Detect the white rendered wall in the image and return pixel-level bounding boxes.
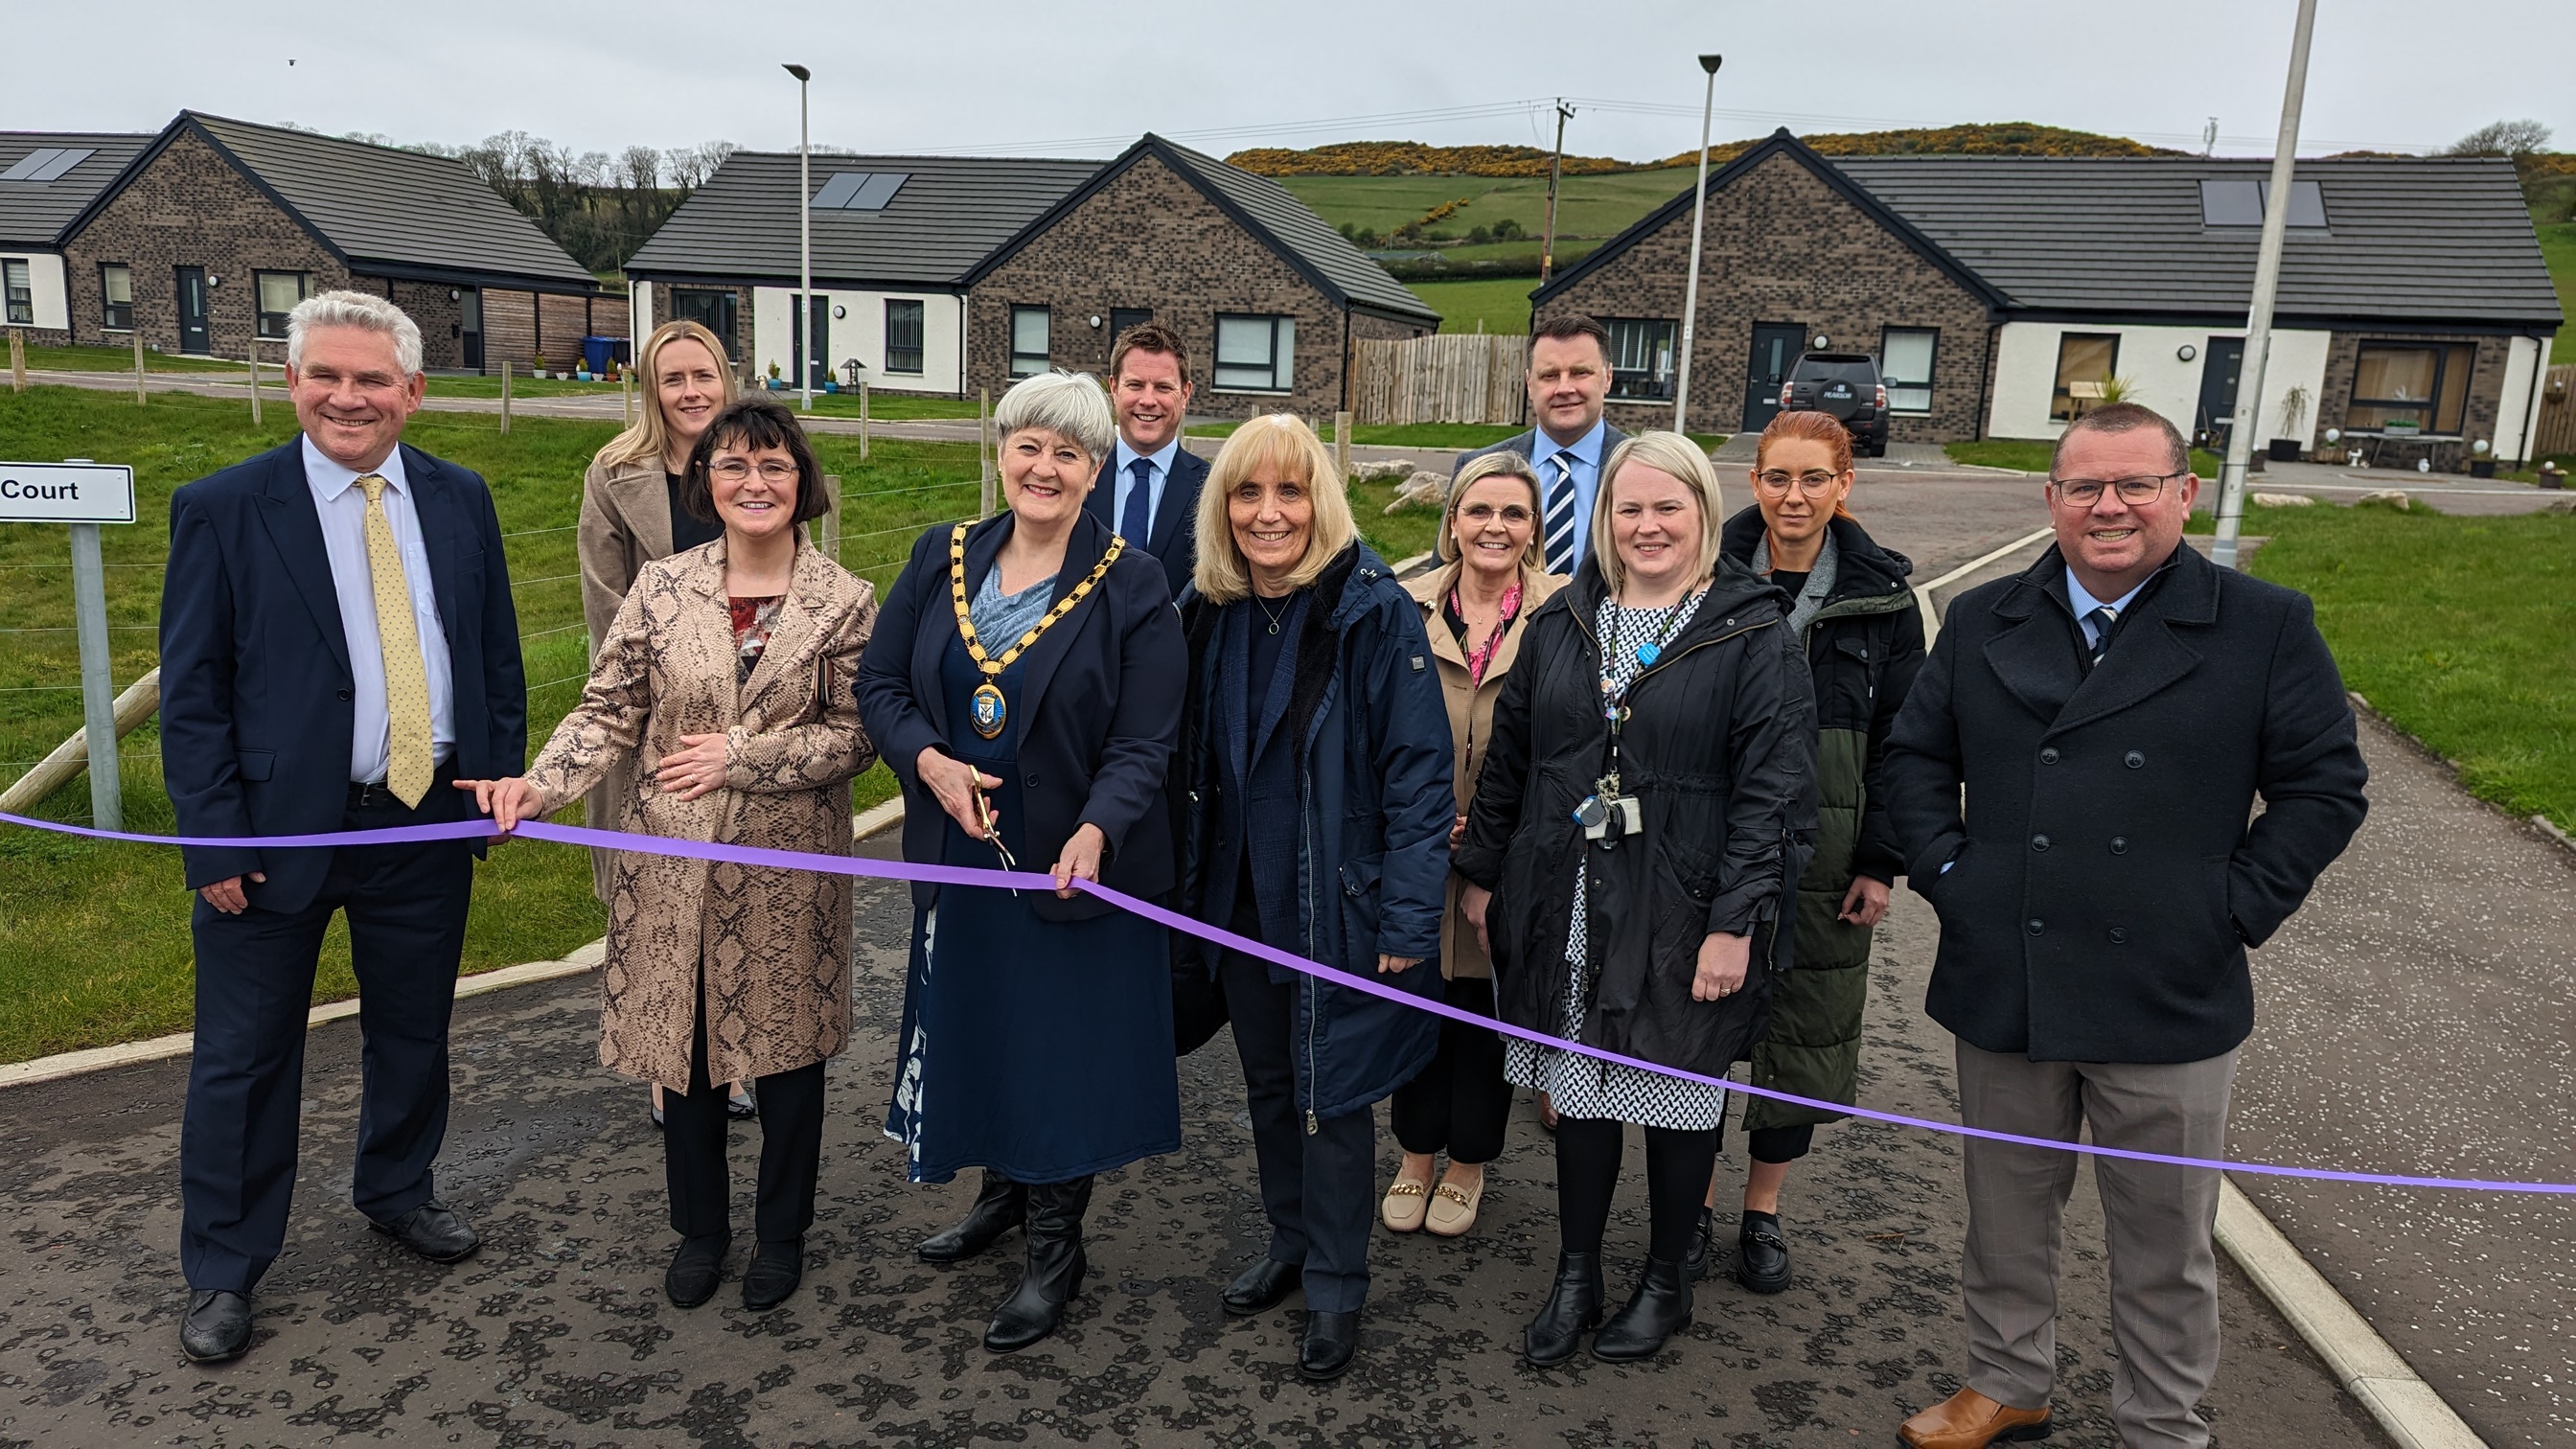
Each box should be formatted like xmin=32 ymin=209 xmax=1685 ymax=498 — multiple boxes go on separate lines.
xmin=751 ymin=286 xmax=961 ymax=393
xmin=2493 ymin=334 xmax=2541 ymax=464
xmin=0 ymin=252 xmax=70 ymax=332
xmin=1987 ymin=321 xmax=2333 ymax=448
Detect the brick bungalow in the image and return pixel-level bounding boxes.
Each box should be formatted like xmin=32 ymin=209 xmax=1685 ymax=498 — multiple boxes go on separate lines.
xmin=625 ymin=134 xmax=1438 ymax=417
xmin=55 ymin=112 xmax=620 ymax=373
xmin=1536 ymin=130 xmax=2564 ymax=465
xmin=0 ymin=131 xmax=154 ymax=347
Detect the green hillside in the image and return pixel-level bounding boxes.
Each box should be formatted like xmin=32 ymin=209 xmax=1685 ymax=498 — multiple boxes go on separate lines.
xmin=2542 ymin=221 xmax=2575 ymax=363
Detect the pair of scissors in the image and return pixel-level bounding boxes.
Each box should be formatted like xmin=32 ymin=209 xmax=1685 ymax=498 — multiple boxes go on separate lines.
xmin=974 ymin=790 xmax=1019 ymax=897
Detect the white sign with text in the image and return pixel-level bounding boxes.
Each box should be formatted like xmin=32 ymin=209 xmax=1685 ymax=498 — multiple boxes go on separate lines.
xmin=0 ymin=462 xmax=136 ymax=524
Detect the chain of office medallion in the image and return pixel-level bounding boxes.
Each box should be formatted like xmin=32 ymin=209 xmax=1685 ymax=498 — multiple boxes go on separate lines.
xmin=946 ymin=520 xmax=1125 ymax=676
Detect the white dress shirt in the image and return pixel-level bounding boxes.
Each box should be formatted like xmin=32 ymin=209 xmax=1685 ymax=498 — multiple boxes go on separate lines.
xmin=1111 ymin=434 xmax=1182 ymax=540
xmin=301 ymin=436 xmax=456 ymax=783
xmin=1529 ymin=417 xmax=1611 ymax=575
xmin=2065 ymin=566 xmax=2150 ymax=652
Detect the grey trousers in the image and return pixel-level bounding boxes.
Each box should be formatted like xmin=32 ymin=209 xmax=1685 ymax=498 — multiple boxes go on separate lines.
xmin=1954 ymin=1039 xmax=2239 ymax=1449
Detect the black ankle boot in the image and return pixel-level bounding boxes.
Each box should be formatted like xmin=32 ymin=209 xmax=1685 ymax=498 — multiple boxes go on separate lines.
xmin=1683 ymin=1205 xmax=1715 ymax=1281
xmin=1591 ymin=1256 xmax=1692 ymax=1361
xmin=918 ymin=1170 xmax=1025 ymax=1263
xmin=1523 ymin=1251 xmax=1603 ymax=1367
xmin=983 ymin=1176 xmax=1092 ymax=1352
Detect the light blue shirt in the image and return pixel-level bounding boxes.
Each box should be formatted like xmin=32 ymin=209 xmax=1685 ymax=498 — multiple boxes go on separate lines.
xmin=1111 ymin=434 xmax=1182 ymax=540
xmin=1528 ymin=417 xmax=1610 ymax=575
xmin=301 ymin=436 xmax=456 ymax=783
xmin=2065 ymin=567 xmax=2150 ymax=651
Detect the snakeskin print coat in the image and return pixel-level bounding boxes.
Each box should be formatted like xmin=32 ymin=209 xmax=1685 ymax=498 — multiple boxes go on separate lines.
xmin=524 ymin=534 xmax=879 ymax=1091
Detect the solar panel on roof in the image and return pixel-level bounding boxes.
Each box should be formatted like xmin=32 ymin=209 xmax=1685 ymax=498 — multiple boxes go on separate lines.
xmin=848 ymin=172 xmax=907 ymax=210
xmin=0 ymin=149 xmax=64 ymax=182
xmin=2200 ymin=177 xmax=2326 ymax=228
xmin=810 ymin=172 xmax=866 ymax=210
xmin=27 ymin=148 xmax=95 ymax=182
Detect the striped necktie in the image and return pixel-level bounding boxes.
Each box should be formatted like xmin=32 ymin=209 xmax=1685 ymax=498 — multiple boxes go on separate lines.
xmin=1541 ymin=452 xmax=1577 ymax=575
xmin=2083 ymin=606 xmax=2117 ymax=667
xmin=356 ymin=474 xmax=434 ymax=808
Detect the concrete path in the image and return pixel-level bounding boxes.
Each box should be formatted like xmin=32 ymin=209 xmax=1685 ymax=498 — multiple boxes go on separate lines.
xmin=0 ymin=874 xmax=2371 ymax=1446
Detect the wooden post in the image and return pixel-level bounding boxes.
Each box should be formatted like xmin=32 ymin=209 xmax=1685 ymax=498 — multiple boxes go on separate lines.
xmin=621 ymin=366 xmax=632 ymax=426
xmin=820 ymin=472 xmax=841 ymax=564
xmin=133 ymin=330 xmax=147 ymax=405
xmin=499 ymin=358 xmax=513 ymax=436
xmin=8 ymin=331 xmax=24 ymax=392
xmin=1333 ymin=410 xmax=1352 ymax=481
xmin=978 ymin=387 xmax=995 ymax=518
xmin=859 ymin=380 xmax=870 ymax=461
xmin=246 ymin=338 xmax=262 ymax=426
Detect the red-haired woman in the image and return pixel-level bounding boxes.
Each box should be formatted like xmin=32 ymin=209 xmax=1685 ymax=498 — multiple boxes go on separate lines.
xmin=1701 ymin=409 xmax=1924 ymax=1293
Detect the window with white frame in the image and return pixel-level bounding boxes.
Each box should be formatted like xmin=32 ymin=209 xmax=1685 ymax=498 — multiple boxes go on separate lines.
xmin=1601 ymin=317 xmax=1677 ymax=401
xmin=1010 ymin=305 xmax=1050 ymax=377
xmin=2 ymin=260 xmax=30 ymax=326
xmin=1213 ymin=314 xmax=1295 ymax=392
xmin=101 ymin=264 xmax=132 ymax=331
xmin=254 ymin=270 xmax=309 ymax=340
xmin=1880 ymin=327 xmax=1937 ymax=414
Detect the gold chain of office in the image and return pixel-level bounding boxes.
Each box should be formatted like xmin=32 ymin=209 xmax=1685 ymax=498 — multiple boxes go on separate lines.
xmin=947 ymin=520 xmax=1123 ymax=738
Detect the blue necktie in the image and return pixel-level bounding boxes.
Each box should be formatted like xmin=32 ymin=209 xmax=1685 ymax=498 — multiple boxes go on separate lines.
xmin=1121 ymin=457 xmax=1156 ymax=544
xmin=1541 ymin=452 xmax=1577 ymax=575
xmin=2084 ymin=606 xmax=2117 ymax=666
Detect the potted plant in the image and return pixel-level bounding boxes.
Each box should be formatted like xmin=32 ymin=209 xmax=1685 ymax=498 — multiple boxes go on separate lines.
xmin=2469 ymin=440 xmax=2496 ymax=479
xmin=533 ymin=354 xmax=549 ymax=380
xmin=2269 ymin=384 xmax=2309 ymax=462
xmin=766 ymin=359 xmax=783 ymax=390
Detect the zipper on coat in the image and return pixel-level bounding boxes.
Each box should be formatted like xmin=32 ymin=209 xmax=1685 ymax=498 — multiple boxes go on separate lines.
xmin=1302 ymin=757 xmax=1321 ymax=1136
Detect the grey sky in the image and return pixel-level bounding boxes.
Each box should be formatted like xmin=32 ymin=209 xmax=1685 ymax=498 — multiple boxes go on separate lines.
xmin=10 ymin=1 xmax=2571 ymax=167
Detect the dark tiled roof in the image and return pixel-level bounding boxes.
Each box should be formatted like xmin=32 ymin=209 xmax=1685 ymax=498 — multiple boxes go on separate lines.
xmin=1833 ymin=154 xmax=2563 ymax=327
xmin=1147 ymin=138 xmax=1438 ymax=323
xmin=0 ymin=131 xmax=153 ymax=246
xmin=186 ymin=113 xmax=597 ymax=289
xmin=626 ymin=151 xmax=1101 ymax=285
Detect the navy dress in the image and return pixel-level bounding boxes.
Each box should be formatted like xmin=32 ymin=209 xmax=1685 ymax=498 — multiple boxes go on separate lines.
xmin=884 ymin=624 xmax=1181 ymax=1185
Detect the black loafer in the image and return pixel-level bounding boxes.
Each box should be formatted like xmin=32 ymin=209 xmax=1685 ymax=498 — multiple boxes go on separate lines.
xmin=666 ymin=1234 xmax=729 ymax=1308
xmin=1684 ymin=1205 xmax=1715 ymax=1281
xmin=1221 ymin=1257 xmax=1301 ymax=1317
xmin=1735 ymin=1210 xmax=1791 ymax=1295
xmin=1299 ymin=1309 xmax=1360 ymax=1381
xmin=743 ymin=1239 xmax=802 ymax=1312
xmin=368 ymin=1199 xmax=480 ymax=1264
xmin=179 ymin=1289 xmax=252 ymax=1363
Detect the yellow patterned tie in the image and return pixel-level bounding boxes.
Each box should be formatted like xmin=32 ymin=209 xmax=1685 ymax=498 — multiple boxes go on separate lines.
xmin=356 ymin=474 xmax=434 ymax=808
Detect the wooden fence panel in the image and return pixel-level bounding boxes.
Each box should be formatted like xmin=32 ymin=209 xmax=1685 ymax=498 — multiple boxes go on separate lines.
xmin=1353 ymin=334 xmax=1530 ymax=426
xmin=2530 ymin=364 xmax=2576 ymax=460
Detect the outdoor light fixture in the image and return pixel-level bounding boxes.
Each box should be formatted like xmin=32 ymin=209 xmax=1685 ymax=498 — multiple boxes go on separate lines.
xmin=1811 ymin=334 xmax=1829 ymax=350
xmin=2473 ymin=438 xmax=2491 ymax=455
xmin=2323 ymin=428 xmax=2341 ymax=443
xmin=2177 ymin=343 xmax=2197 ymax=361
xmin=833 ymin=304 xmax=846 ymax=319
xmin=1089 ymin=314 xmax=1103 ymax=329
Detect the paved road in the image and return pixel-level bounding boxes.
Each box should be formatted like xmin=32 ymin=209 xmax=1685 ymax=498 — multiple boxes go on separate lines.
xmin=0 ymin=875 xmax=2370 ymax=1447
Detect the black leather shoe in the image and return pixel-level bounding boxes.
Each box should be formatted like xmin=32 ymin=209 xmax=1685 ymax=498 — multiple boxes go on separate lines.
xmin=1221 ymin=1257 xmax=1301 ymax=1317
xmin=665 ymin=1234 xmax=729 ymax=1308
xmin=1591 ymin=1256 xmax=1692 ymax=1361
xmin=1683 ymin=1206 xmax=1715 ymax=1281
xmin=1735 ymin=1210 xmax=1791 ymax=1295
xmin=985 ymin=1177 xmax=1092 ymax=1352
xmin=1299 ymin=1309 xmax=1360 ymax=1381
xmin=179 ymin=1289 xmax=252 ymax=1363
xmin=743 ymin=1239 xmax=803 ymax=1311
xmin=368 ymin=1199 xmax=480 ymax=1264
xmin=918 ymin=1170 xmax=1025 ymax=1263
xmin=1524 ymin=1251 xmax=1603 ymax=1367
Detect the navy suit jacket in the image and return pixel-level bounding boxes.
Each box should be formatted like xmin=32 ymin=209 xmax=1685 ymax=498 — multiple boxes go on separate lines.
xmin=1088 ymin=444 xmax=1207 ymax=600
xmin=854 ymin=509 xmax=1184 ymax=922
xmin=159 ymin=439 xmax=528 ymax=909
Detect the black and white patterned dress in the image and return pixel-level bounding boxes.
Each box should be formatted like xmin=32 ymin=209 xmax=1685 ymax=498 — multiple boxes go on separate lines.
xmin=1502 ymin=587 xmax=1731 ymax=1131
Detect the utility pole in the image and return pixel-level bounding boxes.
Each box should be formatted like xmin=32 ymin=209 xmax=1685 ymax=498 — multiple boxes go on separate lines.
xmin=784 ymin=62 xmax=813 ymax=414
xmin=1537 ymin=99 xmax=1576 ymax=292
xmin=1670 ymin=54 xmax=1722 ymax=436
xmin=2212 ymin=0 xmax=2317 ymax=570
xmin=2202 ymin=117 xmax=2220 ymax=158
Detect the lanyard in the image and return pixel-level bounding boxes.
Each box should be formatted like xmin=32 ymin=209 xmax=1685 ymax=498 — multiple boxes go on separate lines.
xmin=1596 ymin=589 xmax=1699 ymax=792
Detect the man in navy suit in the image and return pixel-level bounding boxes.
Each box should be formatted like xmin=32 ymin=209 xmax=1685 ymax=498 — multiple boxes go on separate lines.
xmin=157 ymin=291 xmax=526 ymax=1364
xmin=1454 ymin=312 xmax=1627 ymax=579
xmin=1088 ymin=321 xmax=1208 ymax=599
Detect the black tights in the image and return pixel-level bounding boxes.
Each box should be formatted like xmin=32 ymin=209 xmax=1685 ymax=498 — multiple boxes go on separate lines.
xmin=1554 ymin=1116 xmax=1722 ymax=1263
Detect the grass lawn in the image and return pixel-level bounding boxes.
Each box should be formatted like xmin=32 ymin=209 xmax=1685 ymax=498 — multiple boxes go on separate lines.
xmin=0 ymin=385 xmax=950 ymax=1064
xmin=19 ymin=343 xmax=248 ymax=374
xmin=1275 ymin=169 xmax=1694 ymax=246
xmin=1946 ymin=439 xmax=2226 ymax=476
xmin=2239 ymin=500 xmax=2576 ymax=832
xmin=2539 ymin=221 xmax=2575 ymax=365
xmin=1410 ymin=277 xmax=1538 ymax=335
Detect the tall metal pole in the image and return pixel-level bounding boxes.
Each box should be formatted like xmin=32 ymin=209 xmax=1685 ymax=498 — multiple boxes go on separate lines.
xmin=2211 ymin=0 xmax=2317 ymax=570
xmin=1537 ymin=100 xmax=1575 ymax=292
xmin=785 ymin=63 xmax=814 ymax=414
xmin=1670 ymin=54 xmax=1722 ymax=436
xmin=68 ymin=519 xmax=121 ymax=830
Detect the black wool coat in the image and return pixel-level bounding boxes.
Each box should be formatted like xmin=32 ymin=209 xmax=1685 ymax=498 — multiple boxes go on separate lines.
xmin=1455 ymin=556 xmax=1818 ymax=1082
xmin=1883 ymin=541 xmax=2369 ymax=1064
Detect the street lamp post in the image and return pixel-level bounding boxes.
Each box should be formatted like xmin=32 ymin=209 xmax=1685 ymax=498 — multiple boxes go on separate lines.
xmin=1670 ymin=53 xmax=1722 ymax=436
xmin=784 ymin=62 xmax=813 ymax=414
xmin=2211 ymin=0 xmax=2318 ymax=569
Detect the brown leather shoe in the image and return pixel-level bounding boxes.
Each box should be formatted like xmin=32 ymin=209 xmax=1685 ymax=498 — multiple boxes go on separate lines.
xmin=1898 ymin=1387 xmax=2052 ymax=1447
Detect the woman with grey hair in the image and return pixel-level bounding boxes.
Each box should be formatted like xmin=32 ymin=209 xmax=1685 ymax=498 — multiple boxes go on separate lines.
xmin=855 ymin=370 xmax=1188 ymax=1354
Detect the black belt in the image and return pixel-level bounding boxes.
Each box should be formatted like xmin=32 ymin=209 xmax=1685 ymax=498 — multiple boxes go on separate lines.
xmin=349 ymin=762 xmax=459 ymax=810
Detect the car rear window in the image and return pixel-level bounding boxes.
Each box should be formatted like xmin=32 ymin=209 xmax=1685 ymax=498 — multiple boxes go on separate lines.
xmin=1793 ymin=355 xmax=1877 ymax=385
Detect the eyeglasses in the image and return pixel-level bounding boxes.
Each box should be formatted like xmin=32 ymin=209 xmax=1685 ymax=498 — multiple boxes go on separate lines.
xmin=710 ymin=459 xmax=800 ymax=484
xmin=1457 ymin=502 xmax=1534 ymax=525
xmin=1753 ymin=470 xmax=1843 ymax=496
xmin=2050 ymin=472 xmax=2181 ymax=507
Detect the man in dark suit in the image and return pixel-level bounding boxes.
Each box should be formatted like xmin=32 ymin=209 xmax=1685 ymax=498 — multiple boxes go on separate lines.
xmin=158 ymin=290 xmax=527 ymax=1364
xmin=1088 ymin=321 xmax=1208 ymax=599
xmin=1454 ymin=312 xmax=1627 ymax=578
xmin=1882 ymin=402 xmax=2367 ymax=1449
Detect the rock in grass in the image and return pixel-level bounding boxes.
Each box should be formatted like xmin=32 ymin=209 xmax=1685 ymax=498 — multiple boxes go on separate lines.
xmin=2250 ymin=492 xmax=2316 ymax=508
xmin=2354 ymin=489 xmax=2412 ymax=511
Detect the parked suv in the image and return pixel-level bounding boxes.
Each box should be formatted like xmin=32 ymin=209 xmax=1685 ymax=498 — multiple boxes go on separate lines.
xmin=1779 ymin=352 xmax=1890 ymax=457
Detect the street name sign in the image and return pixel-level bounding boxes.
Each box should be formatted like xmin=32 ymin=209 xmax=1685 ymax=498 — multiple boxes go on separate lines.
xmin=0 ymin=461 xmax=137 ymax=524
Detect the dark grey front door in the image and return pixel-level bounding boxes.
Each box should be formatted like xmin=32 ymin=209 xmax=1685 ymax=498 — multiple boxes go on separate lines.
xmin=174 ymin=266 xmax=212 ymax=354
xmin=791 ymin=294 xmax=830 ymax=388
xmin=1108 ymin=307 xmax=1153 ymax=361
xmin=459 ymin=288 xmax=484 ymax=371
xmin=1742 ymin=322 xmax=1802 ymax=431
xmin=2195 ymin=336 xmax=2247 ymax=447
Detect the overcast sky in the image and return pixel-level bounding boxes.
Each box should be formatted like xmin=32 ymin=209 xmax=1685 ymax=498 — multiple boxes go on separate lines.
xmin=11 ymin=0 xmax=2572 ymax=167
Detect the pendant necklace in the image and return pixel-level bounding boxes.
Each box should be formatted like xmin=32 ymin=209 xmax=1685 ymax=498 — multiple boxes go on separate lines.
xmin=1254 ymin=591 xmax=1292 ymax=636
xmin=948 ymin=522 xmax=1124 ymax=739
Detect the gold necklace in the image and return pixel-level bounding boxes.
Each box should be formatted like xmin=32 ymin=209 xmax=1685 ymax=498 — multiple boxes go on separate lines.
xmin=948 ymin=522 xmax=1124 ymax=739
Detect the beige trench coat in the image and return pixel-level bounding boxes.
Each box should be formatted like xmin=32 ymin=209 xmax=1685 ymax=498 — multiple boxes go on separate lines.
xmin=525 ymin=534 xmax=879 ymax=1091
xmin=576 ymin=451 xmax=678 ymax=901
xmin=1403 ymin=562 xmax=1566 ymax=980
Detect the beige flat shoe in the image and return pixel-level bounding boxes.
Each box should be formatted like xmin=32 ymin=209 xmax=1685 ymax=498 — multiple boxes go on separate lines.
xmin=1424 ymin=1176 xmax=1484 ymax=1237
xmin=1381 ymin=1176 xmax=1431 ymax=1232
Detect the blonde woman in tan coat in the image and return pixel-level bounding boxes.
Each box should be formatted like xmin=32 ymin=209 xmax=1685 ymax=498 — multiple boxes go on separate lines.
xmin=1384 ymin=451 xmax=1566 ymax=1240
xmin=462 ymin=398 xmax=876 ymax=1316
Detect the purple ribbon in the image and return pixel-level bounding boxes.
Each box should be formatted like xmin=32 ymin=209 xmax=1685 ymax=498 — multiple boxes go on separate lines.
xmin=10 ymin=808 xmax=2571 ymax=1196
